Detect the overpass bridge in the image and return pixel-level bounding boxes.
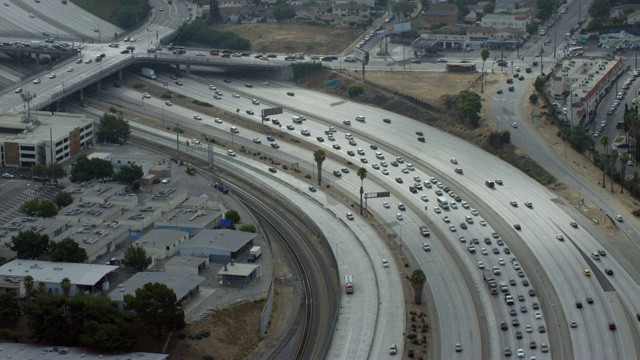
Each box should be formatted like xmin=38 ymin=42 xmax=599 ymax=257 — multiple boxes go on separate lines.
xmin=0 ymin=48 xmax=289 ymax=116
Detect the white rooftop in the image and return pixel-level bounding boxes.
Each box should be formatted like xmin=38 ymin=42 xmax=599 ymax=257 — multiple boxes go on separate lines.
xmin=0 ymin=260 xmax=118 ymax=286
xmin=108 ymin=271 xmax=205 ymax=303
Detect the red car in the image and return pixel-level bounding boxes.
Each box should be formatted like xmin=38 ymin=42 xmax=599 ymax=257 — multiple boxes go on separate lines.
xmin=209 ymin=50 xmax=219 ymax=56
xmin=609 ymin=322 xmax=617 ymax=330
xmin=529 ymin=341 xmax=537 ymax=349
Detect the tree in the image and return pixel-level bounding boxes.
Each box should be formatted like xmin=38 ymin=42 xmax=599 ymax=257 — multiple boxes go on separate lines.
xmin=357 ymin=167 xmax=368 ymax=215
xmin=409 ymin=269 xmax=426 ymax=305
xmin=124 ymin=282 xmax=186 ymax=336
xmin=113 ymin=164 xmax=143 ymax=186
xmin=224 ymin=209 xmax=241 ymax=224
xmin=392 ymin=0 xmax=417 ymax=18
xmin=611 ymin=149 xmax=618 ymax=192
xmin=70 ymin=154 xmax=114 ymax=182
xmin=621 ymin=152 xmax=629 ymax=193
xmin=121 ymin=244 xmax=152 ymax=271
xmin=49 ymin=238 xmax=88 ymax=263
xmin=272 ymin=4 xmax=296 ymax=21
xmin=54 ymin=191 xmax=73 ymax=209
xmin=60 ymin=278 xmax=72 ymax=297
xmin=458 ymin=90 xmax=482 ymax=127
xmin=483 ymin=3 xmax=495 ymax=14
xmin=238 ymin=224 xmax=257 ymax=233
xmin=480 ymin=49 xmax=490 ymax=93
xmin=529 ymin=93 xmax=539 ymax=104
xmin=534 ymin=76 xmax=545 ymax=92
xmin=600 ymin=136 xmax=610 ymax=188
xmin=589 ymin=0 xmax=612 ymax=19
xmin=38 ymin=200 xmax=58 ymax=218
xmin=347 ymin=83 xmax=364 ymax=97
xmin=95 ymin=112 xmax=131 ymax=144
xmin=20 ymin=198 xmax=41 ymax=217
xmin=314 ymin=149 xmax=326 ymax=186
xmin=10 ymin=231 xmax=50 ymax=259
xmin=0 ymin=291 xmax=20 ymax=323
xmin=48 ymin=163 xmax=67 ymax=182
xmin=536 ymin=0 xmax=555 ymax=20
xmin=23 ymin=275 xmax=34 ymax=298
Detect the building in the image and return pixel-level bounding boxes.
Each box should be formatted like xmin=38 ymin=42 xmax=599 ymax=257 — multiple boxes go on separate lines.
xmin=155 ymin=206 xmax=223 ymax=232
xmin=0 ymin=259 xmax=118 ymax=297
xmin=0 ymin=217 xmax=70 ymax=260
xmin=480 ymin=13 xmax=531 ymax=31
xmin=217 ymin=261 xmax=260 ymax=286
xmin=63 ymin=182 xmax=127 ymax=204
xmin=118 ymin=205 xmax=162 ymax=231
xmin=333 ymin=4 xmax=370 ymax=20
xmin=54 ymin=221 xmax=132 ymax=262
xmin=180 ymin=229 xmax=256 ymax=263
xmin=0 ymin=111 xmax=93 ymax=168
xmin=165 ymin=256 xmax=209 ymax=276
xmin=144 ymin=187 xmax=188 ymax=212
xmin=0 ymin=344 xmax=167 ymax=360
xmin=139 ymin=228 xmax=189 ymax=260
xmin=56 ymin=201 xmax=124 ymax=226
xmin=422 ymin=4 xmax=459 ymax=26
xmin=108 ymin=271 xmax=205 ymax=308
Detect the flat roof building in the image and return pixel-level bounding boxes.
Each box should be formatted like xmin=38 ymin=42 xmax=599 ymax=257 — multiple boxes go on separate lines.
xmin=154 ymin=206 xmax=223 ymax=232
xmin=144 ymin=187 xmax=188 ymax=212
xmin=139 ymin=228 xmax=189 ymax=260
xmin=108 ymin=271 xmax=205 ymax=307
xmin=165 ymin=255 xmax=209 ymax=276
xmin=117 ymin=205 xmax=162 ymax=231
xmin=180 ymin=229 xmax=256 ymax=263
xmin=0 ymin=259 xmax=118 ymax=297
xmin=0 ymin=111 xmax=93 ymax=168
xmin=217 ymin=261 xmax=260 ymax=286
xmin=56 ymin=201 xmax=124 ymax=226
xmin=63 ymin=182 xmax=127 ymax=204
xmin=0 ymin=217 xmax=70 ymax=260
xmin=54 ymin=221 xmax=132 ymax=262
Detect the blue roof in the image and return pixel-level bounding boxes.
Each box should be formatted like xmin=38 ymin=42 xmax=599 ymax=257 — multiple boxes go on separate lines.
xmin=219 ymin=218 xmax=233 ymax=228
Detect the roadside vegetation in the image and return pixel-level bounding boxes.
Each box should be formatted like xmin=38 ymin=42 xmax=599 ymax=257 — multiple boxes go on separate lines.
xmin=176 ymin=20 xmax=251 ymax=50
xmin=71 ymin=0 xmax=151 ymax=29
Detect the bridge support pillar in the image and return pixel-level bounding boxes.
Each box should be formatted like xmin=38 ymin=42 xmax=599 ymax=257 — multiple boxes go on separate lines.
xmin=118 ymin=69 xmax=123 ymax=80
xmin=176 ymin=64 xmax=180 ymax=71
xmin=56 ymin=100 xmax=60 ymax=113
xmin=35 ymin=53 xmax=40 ymax=65
xmin=97 ymin=79 xmax=101 ymax=93
xmin=79 ymin=88 xmax=84 ymax=103
xmin=186 ymin=64 xmax=190 ymax=75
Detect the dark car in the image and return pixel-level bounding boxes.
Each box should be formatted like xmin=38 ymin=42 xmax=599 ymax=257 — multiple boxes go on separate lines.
xmin=605 ymin=268 xmax=614 ymax=276
xmin=418 ymin=137 xmax=426 ymax=142
xmin=497 ymin=89 xmax=503 ymax=94
xmin=287 ymin=92 xmax=295 ymax=96
xmin=500 ymin=320 xmax=508 ymax=330
xmin=515 ymin=330 xmax=522 ymax=339
xmin=576 ymin=301 xmax=583 ymax=309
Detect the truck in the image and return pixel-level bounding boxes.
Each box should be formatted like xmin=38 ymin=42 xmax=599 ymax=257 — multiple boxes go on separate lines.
xmin=419 ymin=226 xmax=430 ymax=237
xmin=141 ymin=67 xmax=157 ymax=80
xmin=344 ymin=275 xmax=354 ymax=294
xmin=30 ymin=41 xmax=41 ymax=49
xmin=248 ymin=246 xmax=262 ymax=262
xmin=185 ymin=163 xmax=195 ymax=175
xmin=483 ymin=269 xmax=498 ymax=295
xmin=499 ymin=281 xmax=509 ymax=292
xmin=485 ymin=180 xmax=495 ymax=188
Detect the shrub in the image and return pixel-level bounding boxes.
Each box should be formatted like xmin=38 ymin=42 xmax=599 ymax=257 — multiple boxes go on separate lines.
xmin=347 ymin=83 xmax=364 ymax=97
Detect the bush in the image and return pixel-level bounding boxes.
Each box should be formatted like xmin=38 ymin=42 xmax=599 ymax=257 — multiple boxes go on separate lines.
xmin=529 ymin=93 xmax=539 ymax=104
xmin=347 ymin=83 xmax=364 ymax=97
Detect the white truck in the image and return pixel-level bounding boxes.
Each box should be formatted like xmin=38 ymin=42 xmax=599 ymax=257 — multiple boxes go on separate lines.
xmin=141 ymin=67 xmax=157 ymax=80
xmin=419 ymin=225 xmax=430 ymax=237
xmin=30 ymin=41 xmax=41 ymax=49
xmin=248 ymin=246 xmax=262 ymax=262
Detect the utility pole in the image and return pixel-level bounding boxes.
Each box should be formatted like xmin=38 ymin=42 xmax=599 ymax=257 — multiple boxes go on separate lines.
xmin=176 ymin=122 xmax=180 ymax=164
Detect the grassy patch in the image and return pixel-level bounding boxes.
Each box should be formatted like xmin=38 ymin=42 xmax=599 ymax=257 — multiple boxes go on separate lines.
xmin=192 ymin=100 xmax=214 ymax=108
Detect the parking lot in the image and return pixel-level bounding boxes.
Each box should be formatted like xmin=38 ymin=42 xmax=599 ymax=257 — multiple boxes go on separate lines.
xmin=0 ymin=174 xmax=59 ymax=224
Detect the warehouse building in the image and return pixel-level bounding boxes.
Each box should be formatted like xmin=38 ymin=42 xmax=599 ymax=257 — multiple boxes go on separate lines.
xmin=180 ymin=229 xmax=256 ymax=263
xmin=108 ymin=271 xmax=205 ymax=308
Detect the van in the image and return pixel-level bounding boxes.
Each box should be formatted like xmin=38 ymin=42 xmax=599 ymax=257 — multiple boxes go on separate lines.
xmin=292 ymin=116 xmax=303 ymax=124
xmin=591 ymin=252 xmax=601 ymax=260
xmin=375 ymin=151 xmax=384 ymax=160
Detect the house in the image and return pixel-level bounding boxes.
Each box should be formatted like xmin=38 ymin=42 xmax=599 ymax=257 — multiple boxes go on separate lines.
xmin=628 ymin=10 xmax=640 ymax=24
xmin=333 ymin=3 xmax=370 ymax=19
xmin=423 ymin=4 xmax=459 ymax=26
xmin=481 ymin=13 xmax=531 ymax=31
xmin=611 ymin=4 xmax=640 ymax=19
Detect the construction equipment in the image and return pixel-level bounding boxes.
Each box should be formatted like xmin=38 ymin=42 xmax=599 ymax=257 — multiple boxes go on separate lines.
xmin=185 ymin=163 xmax=195 ymax=175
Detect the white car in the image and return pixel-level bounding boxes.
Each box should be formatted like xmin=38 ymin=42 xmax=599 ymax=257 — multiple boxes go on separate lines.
xmin=535 ymin=311 xmax=542 ymax=319
xmin=478 ymin=261 xmax=485 ymax=269
xmin=398 ymin=203 xmax=406 ymax=211
xmin=479 ymin=220 xmax=487 ymax=226
xmin=382 ymin=259 xmax=389 ymax=268
xmin=33 ymin=78 xmax=41 ymax=84
xmin=165 ymin=101 xmax=173 ymax=106
xmin=191 ymin=138 xmax=200 ymax=144
xmin=161 ymin=178 xmax=170 ymax=184
xmin=442 ymin=216 xmax=451 ymax=223
xmin=232 ymin=93 xmax=240 ymax=98
xmin=2 ymin=173 xmax=14 ymax=179
xmin=49 ymin=73 xmax=56 ymax=79
xmin=396 ymin=213 xmax=404 ymax=221
xmin=252 ymin=99 xmax=260 ymax=105
xmin=517 ymin=349 xmax=524 ymax=358
xmin=346 ymin=212 xmax=354 ymax=220
xmin=421 ymin=195 xmax=429 ymax=202
xmin=143 ymin=92 xmax=151 ymax=98
xmin=450 ymin=158 xmax=458 ymax=164
xmin=512 ymin=122 xmax=518 ymax=128
xmin=196 ymin=52 xmax=205 ymax=56
xmin=434 ymin=207 xmax=442 ymax=214
xmin=382 ymin=201 xmax=390 ymax=208
xmin=214 ymin=118 xmax=223 ymax=124
xmin=252 ymin=137 xmax=261 ymax=144
xmin=471 ymin=209 xmax=479 ymax=216
xmin=615 ymin=214 xmax=623 ymax=222
xmin=226 ymin=149 xmax=236 ymax=156
xmin=498 ymin=258 xmax=505 ymax=266
xmin=67 ymin=67 xmax=74 ymax=72
xmin=193 ymin=115 xmax=202 ymax=120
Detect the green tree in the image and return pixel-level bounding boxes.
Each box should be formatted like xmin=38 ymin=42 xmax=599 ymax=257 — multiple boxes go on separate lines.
xmin=357 ymin=167 xmax=368 ymax=215
xmin=314 ymin=149 xmax=326 ymax=186
xmin=122 ymin=244 xmax=152 ymax=271
xmin=458 ymin=90 xmax=482 ymax=127
xmin=54 ymin=191 xmax=74 ymax=209
xmin=0 ymin=291 xmax=21 ymax=323
xmin=600 ymin=135 xmax=610 ymax=188
xmin=38 ymin=200 xmax=58 ymax=218
xmin=452 ymin=0 xmax=469 ymax=19
xmin=410 ymin=269 xmax=426 ymax=305
xmin=347 ymin=83 xmax=364 ymax=97
xmin=124 ymin=282 xmax=186 ymax=336
xmin=589 ymin=0 xmax=612 ymax=19
xmin=113 ymin=164 xmax=143 ymax=187
xmin=23 ymin=275 xmax=34 ymax=298
xmin=96 ymin=112 xmax=131 ymax=144
xmin=272 ymin=4 xmax=296 ymax=21
xmin=483 ymin=3 xmax=495 ymax=14
xmin=10 ymin=231 xmax=50 ymax=259
xmin=20 ymin=198 xmax=41 ymax=217
xmin=536 ymin=0 xmax=555 ymax=20
xmin=480 ymin=49 xmax=490 ymax=93
xmin=611 ymin=149 xmax=618 ymax=192
xmin=48 ymin=163 xmax=67 ymax=182
xmin=70 ymin=154 xmax=114 ymax=182
xmin=621 ymin=152 xmax=629 ymax=193
xmin=529 ymin=93 xmax=539 ymax=104
xmin=392 ymin=0 xmax=418 ymax=18
xmin=32 ymin=163 xmax=47 ymax=180
xmin=534 ymin=76 xmax=546 ymax=92
xmin=60 ymin=277 xmax=72 ymax=297
xmin=224 ymin=210 xmax=241 ymax=224
xmin=49 ymin=238 xmax=88 ymax=263
xmin=238 ymin=224 xmax=257 ymax=233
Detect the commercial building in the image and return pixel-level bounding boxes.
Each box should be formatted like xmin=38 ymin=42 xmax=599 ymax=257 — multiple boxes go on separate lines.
xmin=0 ymin=111 xmax=93 ymax=168
xmin=165 ymin=255 xmax=209 ymax=276
xmin=217 ymin=261 xmax=260 ymax=286
xmin=0 ymin=217 xmax=70 ymax=260
xmin=139 ymin=228 xmax=189 ymax=260
xmin=108 ymin=271 xmax=205 ymax=307
xmin=54 ymin=221 xmax=132 ymax=262
xmin=0 ymin=259 xmax=118 ymax=297
xmin=56 ymin=201 xmax=125 ymax=225
xmin=118 ymin=205 xmax=162 ymax=231
xmin=180 ymin=229 xmax=256 ymax=263
xmin=63 ymin=182 xmax=127 ymax=204
xmin=480 ymin=13 xmax=531 ymax=32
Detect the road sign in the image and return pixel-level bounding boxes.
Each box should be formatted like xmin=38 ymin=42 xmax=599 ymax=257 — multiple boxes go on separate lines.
xmin=262 ymin=107 xmax=283 ymax=117
xmin=365 ymin=191 xmax=390 ymax=199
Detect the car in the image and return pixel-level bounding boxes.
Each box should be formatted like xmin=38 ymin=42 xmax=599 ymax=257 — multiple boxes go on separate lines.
xmin=244 ymin=83 xmax=253 ymax=88
xmin=396 ymin=213 xmax=404 ymax=221
xmin=529 ymin=340 xmax=537 ymax=349
xmin=570 ymin=320 xmax=578 ymax=328
xmin=67 ymin=67 xmax=74 ymax=72
xmin=510 ymin=201 xmax=518 ymax=207
xmin=300 ymin=129 xmax=310 ymax=136
xmin=493 ymin=266 xmax=501 ymax=275
xmin=498 ymin=258 xmax=505 ymax=266
xmin=514 ymin=224 xmax=521 ymax=230
xmin=519 ymin=305 xmax=528 ymax=313
xmin=512 ymin=318 xmax=520 ymax=327
xmin=246 ymin=110 xmax=254 ymax=115
xmin=317 ymin=136 xmax=324 ymax=142
xmin=33 ymin=78 xmax=41 ymax=84
xmin=586 ymin=296 xmax=593 ymax=304
xmin=411 ymin=58 xmax=421 ymax=64
xmin=517 ymin=294 xmax=525 ymax=302
xmin=398 ymin=203 xmax=406 ymax=211
xmin=442 ymin=216 xmax=451 ymax=223
xmin=252 ymin=137 xmax=261 ymax=144
xmin=524 ymin=201 xmax=532 ymax=208
xmin=346 ymin=212 xmax=354 ymax=220
xmin=570 ymin=221 xmax=578 ymax=228
xmin=522 ymin=279 xmax=529 ymax=287
xmin=355 ymin=115 xmax=365 ymax=122
xmin=434 ymin=207 xmax=441 ymax=214
xmin=450 ymin=158 xmax=458 ymax=164
xmin=251 ymin=99 xmax=260 ymax=105
xmin=583 ymin=269 xmax=591 ymax=276
xmin=497 ymin=89 xmax=503 ymax=94
xmin=193 ymin=115 xmax=202 ymax=120
xmin=341 ymin=167 xmax=349 ymax=174
xmin=605 ymin=268 xmax=614 ymax=276
xmin=525 ymin=325 xmax=532 ymax=333
xmin=449 ymin=225 xmax=456 ymax=232
xmin=347 ymin=150 xmax=355 ymax=156
xmin=382 ymin=259 xmax=389 ymax=268
xmin=226 ymin=150 xmax=236 ymax=156
xmin=268 ymin=167 xmax=277 ymax=173
xmin=598 ymin=249 xmax=606 ymax=257
xmin=308 ymin=186 xmax=317 ymax=192
xmin=510 ymin=308 xmax=517 ymax=316
xmin=609 ymin=322 xmax=617 ymax=330
xmin=517 ymin=349 xmax=525 ymax=358
xmin=333 ymin=170 xmax=342 ymax=177
xmin=382 ymin=201 xmax=390 ymax=208
xmin=332 ymin=144 xmax=341 ymax=150
xmin=232 ymin=93 xmax=240 ymax=98
xmin=436 ymin=58 xmax=448 ymax=62
xmin=383 ymin=118 xmax=392 ymax=123
xmin=85 ymin=58 xmax=93 ymax=64
xmin=471 ymin=209 xmax=478 ymax=216
xmin=465 ymin=216 xmax=473 ymax=224
xmin=349 ymin=140 xmax=357 ymax=146
xmin=459 ymin=222 xmax=467 ymax=229
xmin=458 ymin=236 xmax=466 ymax=243
xmin=286 ymin=125 xmax=295 ymax=131
xmin=481 ymin=248 xmax=488 ymax=255
xmin=395 ymin=177 xmax=403 ymax=183
xmin=515 ymin=331 xmax=522 ymax=339
xmin=493 ymin=248 xmax=500 ymax=254
xmin=478 ymin=261 xmax=485 ymax=269
xmin=500 ymin=320 xmax=508 ymax=330
xmin=534 ymin=310 xmax=541 ymax=319
xmin=143 ymin=92 xmax=151 ymax=99
xmin=390 ymin=344 xmax=397 ymax=355
xmin=455 ymin=343 xmax=462 ymax=352
xmin=271 ymin=143 xmax=280 ymax=149
xmin=2 ymin=173 xmax=14 ymax=179
xmin=343 ymin=120 xmax=351 ymax=125
xmin=576 ymin=301 xmax=583 ymax=309
xmin=454 ymin=168 xmax=463 ymax=174
xmin=511 ymin=122 xmax=518 ymax=128
xmin=615 ymin=214 xmax=623 ymax=222
xmin=287 ymin=91 xmax=295 ymax=96
xmin=381 ymin=169 xmax=389 ymax=175
xmin=504 ymin=248 xmax=511 ymax=254
xmin=421 ymin=195 xmax=429 ymax=202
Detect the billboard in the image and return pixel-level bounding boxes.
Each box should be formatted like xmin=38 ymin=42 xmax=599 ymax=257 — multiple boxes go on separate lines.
xmin=386 ymin=22 xmax=411 ymax=35
xmin=353 ymin=47 xmax=370 ymax=64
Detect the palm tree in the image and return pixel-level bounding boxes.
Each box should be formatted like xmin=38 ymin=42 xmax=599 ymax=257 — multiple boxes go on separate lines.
xmin=480 ymin=49 xmax=490 ymax=93
xmin=61 ymin=277 xmax=71 ymax=297
xmin=357 ymin=167 xmax=368 ymax=215
xmin=610 ymin=149 xmax=618 ymax=193
xmin=410 ymin=269 xmax=426 ymax=305
xmin=600 ymin=136 xmax=609 ymax=188
xmin=621 ymin=152 xmax=629 ymax=193
xmin=38 ymin=281 xmax=46 ymax=294
xmin=313 ymin=149 xmax=326 ymax=186
xmin=23 ymin=275 xmax=34 ymax=298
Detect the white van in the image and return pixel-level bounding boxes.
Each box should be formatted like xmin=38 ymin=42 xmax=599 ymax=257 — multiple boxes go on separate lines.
xmin=292 ymin=116 xmax=303 ymax=124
